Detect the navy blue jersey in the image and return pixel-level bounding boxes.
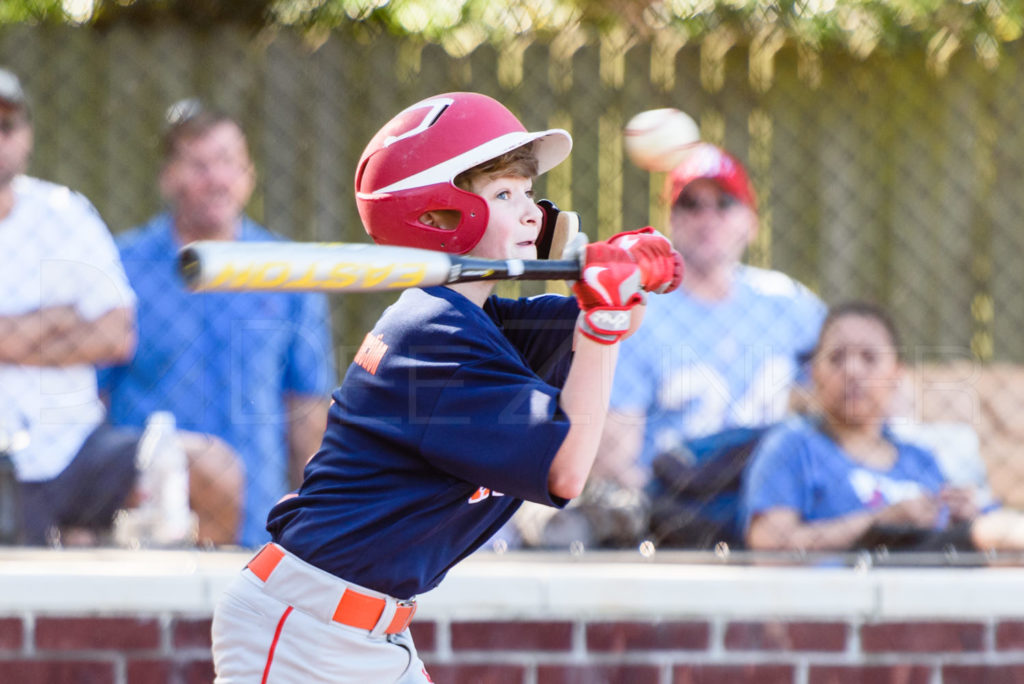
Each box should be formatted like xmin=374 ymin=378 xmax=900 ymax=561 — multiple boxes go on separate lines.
xmin=268 ymin=286 xmax=578 ymax=599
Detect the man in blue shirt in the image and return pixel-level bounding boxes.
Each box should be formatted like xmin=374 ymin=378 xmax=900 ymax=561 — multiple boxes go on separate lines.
xmin=99 ymin=102 xmax=336 ymax=547
xmin=602 ymin=143 xmax=825 ymax=488
xmin=514 ymin=143 xmax=825 ymax=550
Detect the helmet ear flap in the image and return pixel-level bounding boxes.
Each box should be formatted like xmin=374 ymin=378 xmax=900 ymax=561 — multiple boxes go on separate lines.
xmin=359 ymin=184 xmax=490 ymax=253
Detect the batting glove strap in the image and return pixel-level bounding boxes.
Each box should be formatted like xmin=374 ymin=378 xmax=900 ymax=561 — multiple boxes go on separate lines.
xmin=608 ymin=227 xmax=684 ymax=294
xmin=576 ymin=309 xmax=631 ymax=345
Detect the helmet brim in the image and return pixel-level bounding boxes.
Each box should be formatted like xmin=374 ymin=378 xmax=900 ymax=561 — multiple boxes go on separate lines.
xmin=530 ymin=128 xmax=573 ymax=175
xmin=375 ymin=128 xmax=572 ymax=194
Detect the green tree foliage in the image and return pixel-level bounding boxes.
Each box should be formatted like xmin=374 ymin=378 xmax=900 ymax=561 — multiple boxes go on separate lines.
xmin=6 ymin=0 xmax=1024 ymax=65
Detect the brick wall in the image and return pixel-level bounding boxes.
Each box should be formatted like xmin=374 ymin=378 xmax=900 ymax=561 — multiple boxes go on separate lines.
xmin=0 ymin=615 xmax=213 ymax=683
xmin=4 ymin=550 xmax=1024 ymax=684
xmin=5 ymin=614 xmax=1024 ymax=683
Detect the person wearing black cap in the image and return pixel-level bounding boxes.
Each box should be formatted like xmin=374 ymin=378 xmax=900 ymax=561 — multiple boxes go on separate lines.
xmin=0 ymin=67 xmax=142 ymax=545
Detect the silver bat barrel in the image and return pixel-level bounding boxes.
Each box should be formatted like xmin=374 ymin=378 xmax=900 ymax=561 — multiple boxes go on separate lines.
xmin=178 ymin=241 xmax=455 ymax=293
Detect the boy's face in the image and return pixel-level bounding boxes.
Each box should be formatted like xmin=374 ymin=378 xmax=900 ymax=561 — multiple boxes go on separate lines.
xmin=466 ymin=174 xmax=543 ymax=261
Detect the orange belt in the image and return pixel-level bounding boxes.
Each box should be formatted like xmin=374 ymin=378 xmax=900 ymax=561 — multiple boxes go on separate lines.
xmin=246 ymin=544 xmax=417 ymax=635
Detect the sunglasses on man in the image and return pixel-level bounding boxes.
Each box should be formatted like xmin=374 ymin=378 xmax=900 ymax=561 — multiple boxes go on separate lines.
xmin=0 ymin=113 xmax=27 ymax=136
xmin=675 ymin=193 xmax=741 ymax=213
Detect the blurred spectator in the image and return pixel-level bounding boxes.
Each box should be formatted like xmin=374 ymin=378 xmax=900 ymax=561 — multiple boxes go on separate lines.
xmin=512 ymin=144 xmax=825 ymax=549
xmin=742 ymin=300 xmax=1024 ymax=553
xmin=99 ymin=101 xmax=336 ymax=548
xmin=0 ymin=67 xmax=139 ymax=545
xmin=603 ymin=143 xmax=825 ymax=490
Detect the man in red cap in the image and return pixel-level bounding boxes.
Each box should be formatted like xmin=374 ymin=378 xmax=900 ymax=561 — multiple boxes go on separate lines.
xmin=660 ymin=143 xmax=759 ymax=301
xmin=516 ymin=143 xmax=826 ymax=550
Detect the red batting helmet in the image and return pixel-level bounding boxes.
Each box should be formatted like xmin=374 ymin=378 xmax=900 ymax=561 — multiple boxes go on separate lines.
xmin=355 ymin=92 xmax=572 ymax=254
xmin=665 ymin=143 xmax=757 ymax=211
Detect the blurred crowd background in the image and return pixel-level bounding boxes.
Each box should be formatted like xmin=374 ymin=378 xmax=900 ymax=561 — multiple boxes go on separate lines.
xmin=5 ymin=0 xmax=1024 ymax=556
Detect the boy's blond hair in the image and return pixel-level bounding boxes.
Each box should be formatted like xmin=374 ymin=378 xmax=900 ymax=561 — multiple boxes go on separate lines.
xmin=454 ymin=142 xmax=538 ymax=192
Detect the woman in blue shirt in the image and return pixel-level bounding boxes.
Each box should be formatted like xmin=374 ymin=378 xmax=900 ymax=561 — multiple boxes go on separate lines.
xmin=743 ymin=300 xmax=1024 ymax=553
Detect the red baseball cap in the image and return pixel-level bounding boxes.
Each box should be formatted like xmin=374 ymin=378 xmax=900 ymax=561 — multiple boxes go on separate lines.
xmin=664 ymin=143 xmax=757 ymax=211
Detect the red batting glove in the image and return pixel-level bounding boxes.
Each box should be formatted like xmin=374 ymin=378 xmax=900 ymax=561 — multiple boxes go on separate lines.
xmin=571 ymin=243 xmax=645 ymax=345
xmin=608 ymin=227 xmax=684 ymax=294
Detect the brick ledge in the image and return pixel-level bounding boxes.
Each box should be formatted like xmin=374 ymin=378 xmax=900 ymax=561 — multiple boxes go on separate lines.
xmin=1 ymin=549 xmax=1023 ymax=620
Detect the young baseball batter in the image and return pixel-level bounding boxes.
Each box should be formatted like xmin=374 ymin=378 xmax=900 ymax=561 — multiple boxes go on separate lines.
xmin=211 ymin=91 xmax=682 ymax=684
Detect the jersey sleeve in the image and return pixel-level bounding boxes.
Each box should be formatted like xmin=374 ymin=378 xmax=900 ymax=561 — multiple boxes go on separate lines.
xmin=740 ymin=422 xmax=811 ymax=531
xmin=418 ymin=358 xmax=571 ymax=507
xmin=95 ymin=228 xmax=150 ymax=392
xmin=282 ymin=292 xmax=337 ymax=397
xmin=485 ymin=294 xmax=577 ymax=388
xmin=95 ymin=363 xmax=118 ymax=394
xmin=60 ymin=194 xmax=136 ymax=321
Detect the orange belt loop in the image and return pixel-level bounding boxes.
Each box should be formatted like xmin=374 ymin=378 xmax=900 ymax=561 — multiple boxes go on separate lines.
xmin=386 ymin=603 xmax=417 ymax=634
xmin=247 ymin=543 xmax=285 ymax=582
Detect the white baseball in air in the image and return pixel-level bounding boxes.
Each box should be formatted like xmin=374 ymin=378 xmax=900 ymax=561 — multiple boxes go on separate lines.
xmin=623 ymin=108 xmax=700 ymax=172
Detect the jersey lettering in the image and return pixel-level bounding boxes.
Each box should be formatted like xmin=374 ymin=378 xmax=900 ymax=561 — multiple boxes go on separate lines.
xmin=467 ymin=486 xmax=505 ymax=504
xmin=657 ymin=354 xmax=796 ymax=438
xmin=354 ymin=333 xmax=388 ymax=375
xmin=849 ymin=468 xmax=927 ymax=507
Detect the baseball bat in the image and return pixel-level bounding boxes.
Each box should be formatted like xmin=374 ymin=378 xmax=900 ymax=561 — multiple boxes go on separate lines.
xmin=178 ymin=241 xmax=583 ymax=293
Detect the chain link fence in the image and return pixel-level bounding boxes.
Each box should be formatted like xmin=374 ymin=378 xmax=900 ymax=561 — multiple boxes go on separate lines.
xmin=4 ymin=21 xmax=1024 ymax=559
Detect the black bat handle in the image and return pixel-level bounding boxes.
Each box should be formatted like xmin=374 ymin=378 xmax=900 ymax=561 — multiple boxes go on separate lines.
xmin=178 ymin=245 xmax=202 ymax=289
xmin=448 ymin=257 xmax=582 ymax=283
